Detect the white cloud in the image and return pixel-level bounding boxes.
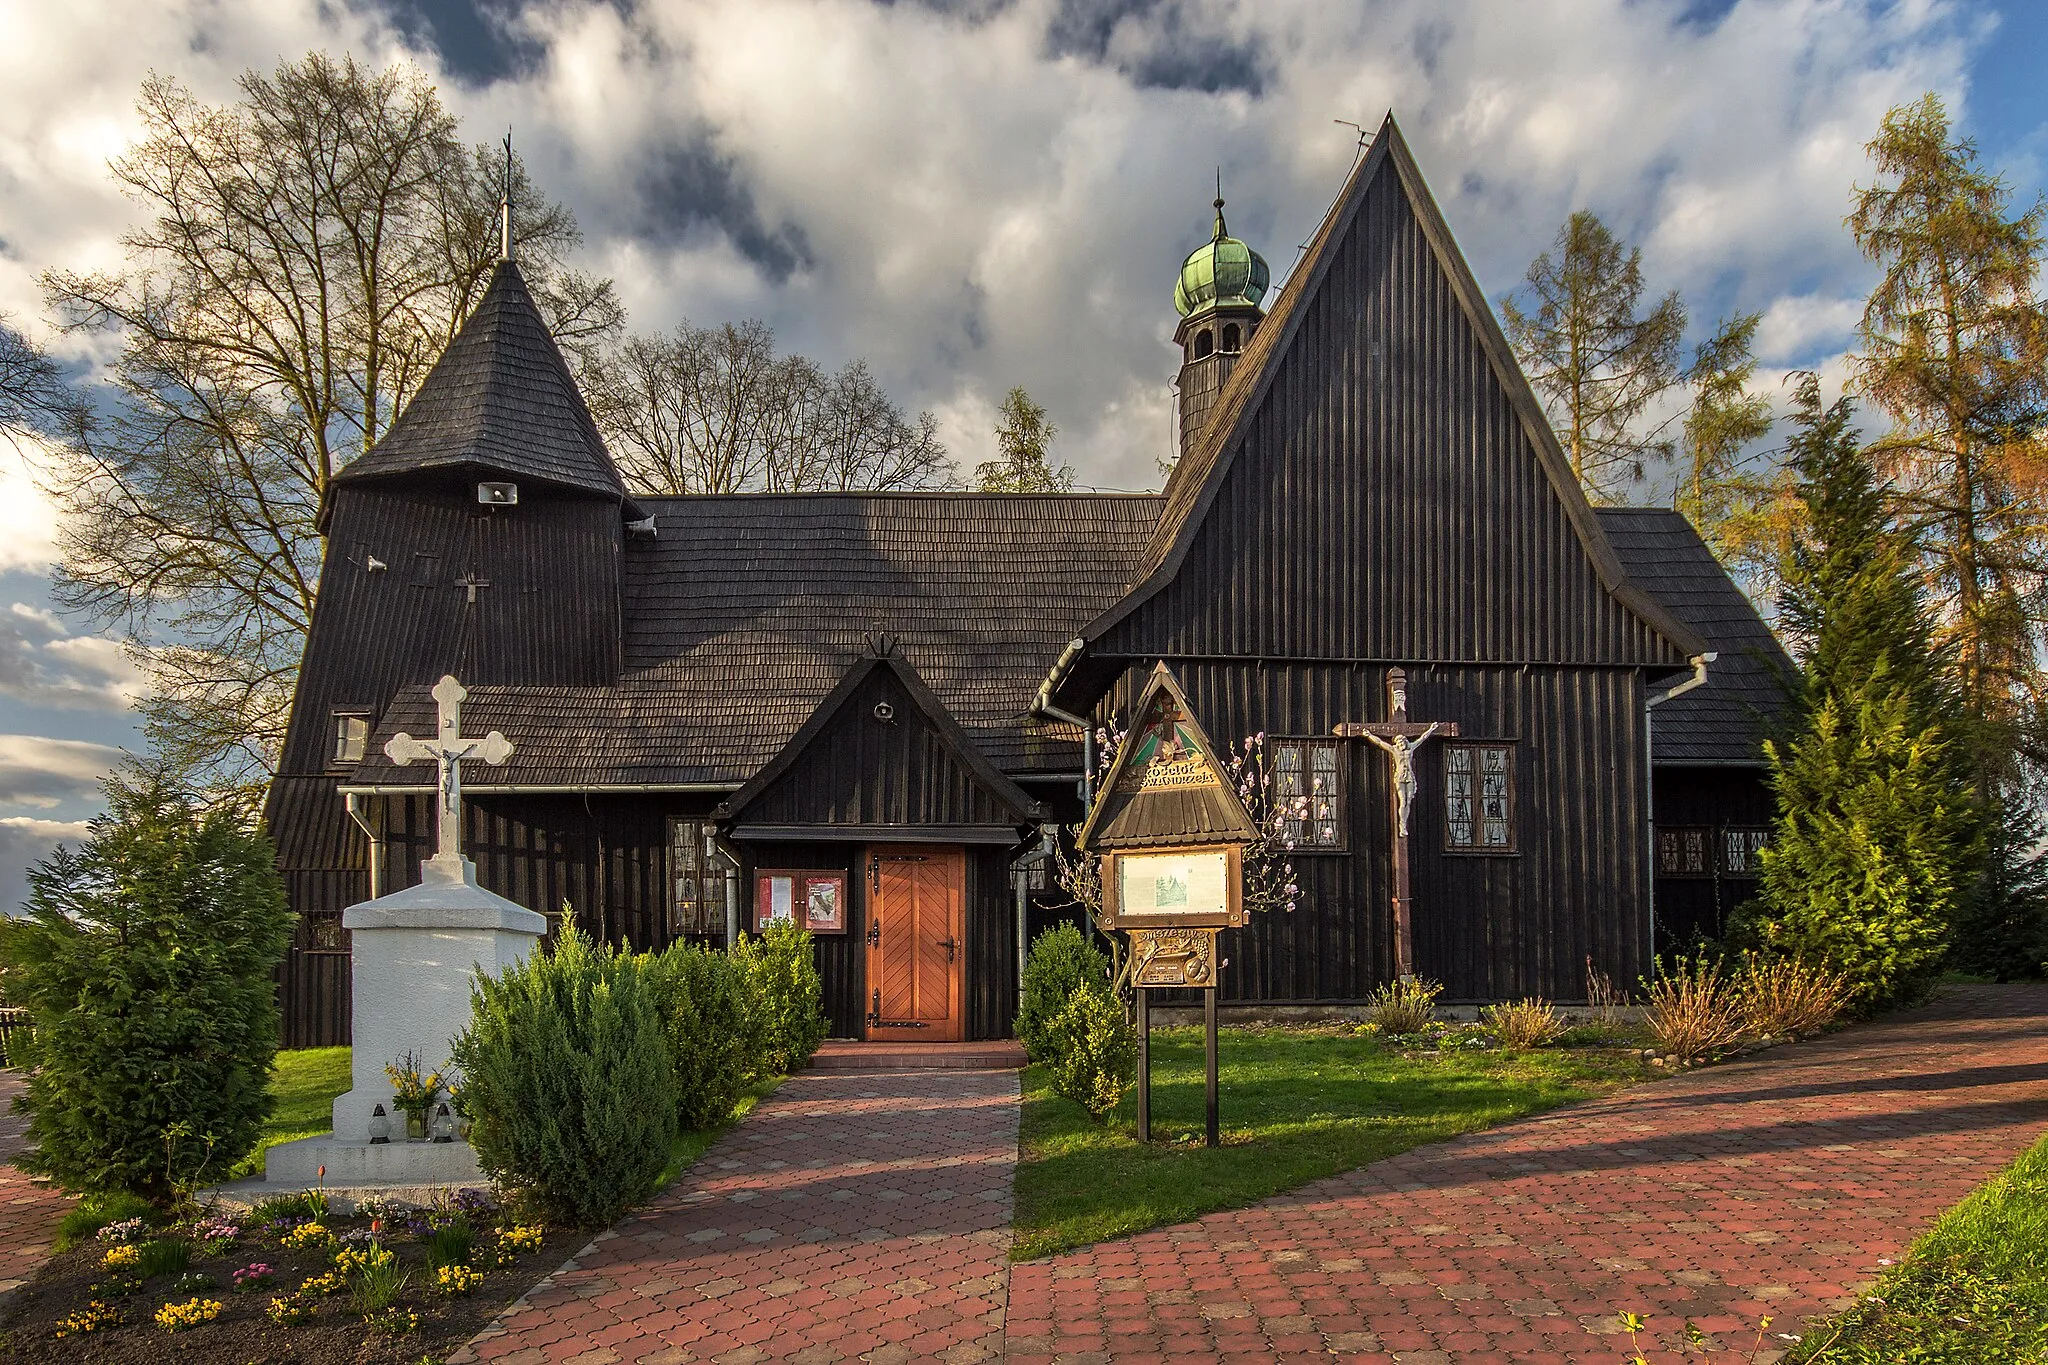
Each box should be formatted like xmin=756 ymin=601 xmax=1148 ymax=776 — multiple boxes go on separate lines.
xmin=0 ymin=815 xmax=91 ymax=916
xmin=0 ymin=442 xmax=61 ymax=574
xmin=0 ymin=733 xmax=125 ymax=809
xmin=0 ymin=0 xmax=1997 ymax=501
xmin=0 ymin=601 xmax=145 ymax=711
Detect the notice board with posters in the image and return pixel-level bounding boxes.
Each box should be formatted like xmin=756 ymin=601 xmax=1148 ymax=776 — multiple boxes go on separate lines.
xmin=754 ymin=870 xmax=847 ymax=934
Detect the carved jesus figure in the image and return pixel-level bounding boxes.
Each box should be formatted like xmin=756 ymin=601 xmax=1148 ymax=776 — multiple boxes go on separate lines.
xmin=1362 ymin=722 xmax=1441 ymax=837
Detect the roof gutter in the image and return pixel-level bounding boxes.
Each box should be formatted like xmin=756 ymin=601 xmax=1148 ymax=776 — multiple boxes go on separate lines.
xmin=344 ymin=792 xmax=385 ymax=900
xmin=1644 ymin=652 xmax=1715 ymax=965
xmin=1030 ymin=637 xmax=1097 ymax=804
xmin=336 ymin=782 xmax=742 ymax=796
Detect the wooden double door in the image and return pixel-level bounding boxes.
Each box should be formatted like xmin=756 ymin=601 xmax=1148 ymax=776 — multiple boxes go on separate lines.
xmin=864 ymin=846 xmax=964 ymax=1041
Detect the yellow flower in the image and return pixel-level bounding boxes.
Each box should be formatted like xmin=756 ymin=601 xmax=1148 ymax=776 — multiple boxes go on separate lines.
xmin=499 ymin=1224 xmax=544 ymax=1254
xmin=436 ymin=1263 xmax=484 ymax=1296
xmin=55 ymin=1301 xmax=122 ymax=1337
xmin=299 ymin=1271 xmax=343 ymax=1296
xmin=99 ymin=1245 xmax=140 ymax=1271
xmin=281 ymin=1221 xmax=330 ymax=1250
xmin=154 ymin=1297 xmax=223 ymax=1332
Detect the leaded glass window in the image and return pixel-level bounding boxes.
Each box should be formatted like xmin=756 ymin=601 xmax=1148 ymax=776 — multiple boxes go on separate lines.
xmin=1721 ymin=827 xmax=1767 ymax=875
xmin=1272 ymin=740 xmax=1344 ymax=849
xmin=669 ymin=821 xmax=730 ymax=937
xmin=1444 ymin=743 xmax=1515 ymax=851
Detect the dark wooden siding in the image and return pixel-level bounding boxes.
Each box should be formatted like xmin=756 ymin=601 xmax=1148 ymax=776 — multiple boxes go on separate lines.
xmin=736 ymin=668 xmax=1023 ymax=828
xmin=1097 ymin=658 xmax=1649 ymax=1002
xmin=1101 ymin=155 xmax=1684 ymax=671
xmin=741 ymin=842 xmax=866 ymax=1038
xmin=278 ymin=481 xmax=621 ymax=778
xmin=966 ymin=848 xmax=1018 ymax=1041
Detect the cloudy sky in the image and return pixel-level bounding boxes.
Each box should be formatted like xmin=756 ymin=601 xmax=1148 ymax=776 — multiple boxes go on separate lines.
xmin=0 ymin=0 xmax=2043 ymax=908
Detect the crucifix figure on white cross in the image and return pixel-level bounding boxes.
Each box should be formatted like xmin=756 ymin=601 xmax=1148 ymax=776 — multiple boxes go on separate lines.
xmin=383 ymin=675 xmax=513 ymax=864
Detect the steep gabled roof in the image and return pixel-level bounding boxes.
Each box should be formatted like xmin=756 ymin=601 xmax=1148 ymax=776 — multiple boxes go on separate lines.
xmin=1082 ymin=115 xmax=1705 ymax=660
xmin=715 ymin=651 xmax=1043 ymax=827
xmin=1599 ymin=508 xmax=1796 ymax=765
xmin=332 ymin=260 xmax=629 ymax=502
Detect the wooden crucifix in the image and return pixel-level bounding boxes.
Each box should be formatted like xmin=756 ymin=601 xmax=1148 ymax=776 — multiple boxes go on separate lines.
xmin=383 ymin=675 xmax=513 ymax=866
xmin=1334 ymin=667 xmax=1457 ymax=979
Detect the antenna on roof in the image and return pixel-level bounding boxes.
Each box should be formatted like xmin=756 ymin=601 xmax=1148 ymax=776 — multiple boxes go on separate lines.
xmin=1334 ymin=119 xmax=1370 ymax=171
xmin=499 ymin=130 xmax=514 ymax=263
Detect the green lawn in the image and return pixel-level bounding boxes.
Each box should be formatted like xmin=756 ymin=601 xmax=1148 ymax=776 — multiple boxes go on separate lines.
xmin=1788 ymin=1132 xmax=2048 ymax=1362
xmin=1012 ymin=1025 xmax=1644 ymax=1261
xmin=231 ymin=1045 xmax=352 ymax=1179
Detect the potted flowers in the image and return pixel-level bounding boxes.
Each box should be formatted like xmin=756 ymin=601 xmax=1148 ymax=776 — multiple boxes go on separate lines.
xmin=383 ymin=1050 xmax=446 ymax=1141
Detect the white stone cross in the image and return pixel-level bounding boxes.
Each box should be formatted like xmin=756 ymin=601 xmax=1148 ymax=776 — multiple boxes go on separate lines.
xmin=383 ymin=675 xmax=513 ymax=864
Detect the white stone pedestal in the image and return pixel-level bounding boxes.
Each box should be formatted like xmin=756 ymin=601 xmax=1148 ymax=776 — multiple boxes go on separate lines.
xmin=261 ymin=853 xmax=544 ymax=1187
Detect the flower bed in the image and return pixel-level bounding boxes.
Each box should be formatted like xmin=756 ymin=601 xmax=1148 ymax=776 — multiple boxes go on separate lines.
xmin=0 ymin=1189 xmax=565 ymax=1364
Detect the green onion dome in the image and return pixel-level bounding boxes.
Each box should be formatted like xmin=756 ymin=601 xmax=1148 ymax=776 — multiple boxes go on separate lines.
xmin=1174 ymin=197 xmax=1270 ymax=318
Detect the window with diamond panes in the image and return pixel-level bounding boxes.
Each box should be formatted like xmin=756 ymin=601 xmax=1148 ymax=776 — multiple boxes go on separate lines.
xmin=1657 ymin=826 xmax=1711 ymax=876
xmin=1272 ymin=740 xmax=1343 ymax=848
xmin=1444 ymin=743 xmax=1516 ymax=851
xmin=1721 ymin=827 xmax=1769 ymax=875
xmin=669 ymin=820 xmax=727 ymax=936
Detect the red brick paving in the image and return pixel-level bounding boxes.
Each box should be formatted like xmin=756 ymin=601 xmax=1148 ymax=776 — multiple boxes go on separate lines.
xmin=460 ymin=985 xmax=2048 ymax=1362
xmin=0 ymin=1072 xmax=69 ymax=1307
xmin=1007 ymin=983 xmax=2048 ymax=1363
xmin=452 ymin=1066 xmax=1018 ymax=1365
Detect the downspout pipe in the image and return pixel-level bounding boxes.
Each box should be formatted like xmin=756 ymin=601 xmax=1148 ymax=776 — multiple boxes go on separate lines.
xmin=1643 ymin=653 xmax=1715 ymax=966
xmin=1031 ymin=637 xmax=1096 ymax=804
xmin=344 ymin=792 xmax=385 ymax=900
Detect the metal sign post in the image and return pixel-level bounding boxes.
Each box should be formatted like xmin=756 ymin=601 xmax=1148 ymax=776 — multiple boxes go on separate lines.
xmin=1205 ymin=985 xmax=1219 ymax=1147
xmin=1135 ymin=987 xmax=1151 ymax=1142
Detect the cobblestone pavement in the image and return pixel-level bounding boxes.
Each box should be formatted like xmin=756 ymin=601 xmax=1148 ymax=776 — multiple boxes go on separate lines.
xmin=1007 ymin=984 xmax=2048 ymax=1364
xmin=0 ymin=1073 xmax=69 ymax=1307
xmin=453 ymin=1067 xmax=1018 ymax=1365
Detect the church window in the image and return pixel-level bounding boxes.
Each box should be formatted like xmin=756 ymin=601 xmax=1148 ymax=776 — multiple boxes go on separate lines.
xmin=331 ymin=710 xmax=370 ymax=767
xmin=1722 ymin=827 xmax=1769 ymax=875
xmin=1444 ymin=743 xmax=1515 ymax=851
xmin=668 ymin=820 xmax=731 ymax=938
xmin=300 ymin=912 xmax=348 ymax=955
xmin=1221 ymin=323 xmax=1241 ymax=352
xmin=1272 ymin=739 xmax=1344 ymax=849
xmin=1656 ymin=826 xmax=1711 ymax=876
xmin=1194 ymin=329 xmax=1214 ymax=359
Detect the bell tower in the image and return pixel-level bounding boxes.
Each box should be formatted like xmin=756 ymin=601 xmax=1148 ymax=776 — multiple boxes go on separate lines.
xmin=1173 ymin=185 xmax=1270 ymax=463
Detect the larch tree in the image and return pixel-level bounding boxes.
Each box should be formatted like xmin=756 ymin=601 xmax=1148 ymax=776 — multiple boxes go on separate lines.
xmin=1747 ymin=376 xmax=1975 ymax=1011
xmin=1679 ymin=315 xmax=1777 ymax=548
xmin=1502 ymin=210 xmax=1687 ymax=503
xmin=1850 ymin=93 xmax=2048 ymax=776
xmin=976 ymin=387 xmax=1074 ymax=492
xmin=580 ymin=320 xmax=955 ymax=494
xmin=36 ymin=54 xmax=618 ymax=796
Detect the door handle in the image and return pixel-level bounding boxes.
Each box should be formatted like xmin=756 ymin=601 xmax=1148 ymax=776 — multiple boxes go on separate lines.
xmin=939 ymin=936 xmax=958 ymax=962
xmin=867 ymin=917 xmax=881 ymax=948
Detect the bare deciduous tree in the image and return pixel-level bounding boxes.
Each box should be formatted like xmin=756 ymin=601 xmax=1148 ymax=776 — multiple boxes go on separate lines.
xmin=0 ymin=319 xmax=85 ymax=448
xmin=581 ymin=320 xmax=955 ymax=494
xmin=37 ymin=54 xmax=618 ymax=794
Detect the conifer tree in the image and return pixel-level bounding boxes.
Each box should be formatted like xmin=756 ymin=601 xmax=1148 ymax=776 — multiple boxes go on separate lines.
xmin=1502 ymin=210 xmax=1686 ymax=503
xmin=1747 ymin=376 xmax=1975 ymax=1011
xmin=1673 ymin=313 xmax=1782 ymax=590
xmin=976 ymin=387 xmax=1075 ymax=492
xmin=1851 ymin=94 xmax=2048 ymax=773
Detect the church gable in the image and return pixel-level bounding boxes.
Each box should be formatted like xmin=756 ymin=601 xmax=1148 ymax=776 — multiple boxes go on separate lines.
xmin=1089 ymin=119 xmax=1700 ymax=669
xmin=718 ymin=655 xmax=1042 ymax=837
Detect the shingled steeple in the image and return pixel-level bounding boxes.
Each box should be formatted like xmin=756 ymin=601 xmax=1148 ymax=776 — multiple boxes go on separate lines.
xmin=332 ymin=260 xmax=629 ymax=504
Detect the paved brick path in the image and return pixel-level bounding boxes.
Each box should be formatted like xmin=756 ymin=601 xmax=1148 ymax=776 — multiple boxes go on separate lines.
xmin=1008 ymin=984 xmax=2048 ymax=1364
xmin=0 ymin=1073 xmax=68 ymax=1306
xmin=454 ymin=1067 xmax=1018 ymax=1365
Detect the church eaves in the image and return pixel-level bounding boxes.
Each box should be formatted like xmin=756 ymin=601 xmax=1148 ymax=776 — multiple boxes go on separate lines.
xmin=330 ymin=259 xmax=631 ymax=505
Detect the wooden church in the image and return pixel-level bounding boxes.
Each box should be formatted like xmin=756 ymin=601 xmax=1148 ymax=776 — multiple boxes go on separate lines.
xmin=268 ymin=117 xmax=1790 ymax=1047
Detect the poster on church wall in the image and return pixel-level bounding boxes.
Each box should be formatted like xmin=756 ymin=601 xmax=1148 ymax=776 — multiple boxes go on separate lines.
xmin=754 ymin=870 xmax=847 ymax=934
